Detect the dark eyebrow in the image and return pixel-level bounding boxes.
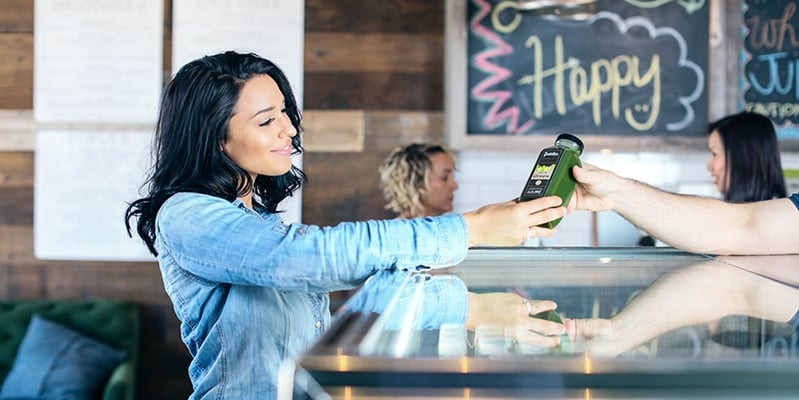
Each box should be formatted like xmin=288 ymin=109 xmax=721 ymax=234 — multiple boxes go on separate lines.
xmin=251 ymin=106 xmax=276 ymax=119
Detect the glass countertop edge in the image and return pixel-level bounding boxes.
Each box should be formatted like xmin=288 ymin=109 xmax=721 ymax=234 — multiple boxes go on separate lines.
xmin=459 ymin=246 xmax=712 ymax=261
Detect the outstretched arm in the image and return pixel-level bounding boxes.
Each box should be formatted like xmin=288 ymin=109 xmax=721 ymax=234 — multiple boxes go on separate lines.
xmin=570 ymin=259 xmax=799 ymax=357
xmin=570 ymin=163 xmax=799 ymax=255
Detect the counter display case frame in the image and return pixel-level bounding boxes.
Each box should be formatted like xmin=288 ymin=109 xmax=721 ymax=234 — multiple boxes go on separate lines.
xmin=285 ymin=247 xmax=799 ymax=400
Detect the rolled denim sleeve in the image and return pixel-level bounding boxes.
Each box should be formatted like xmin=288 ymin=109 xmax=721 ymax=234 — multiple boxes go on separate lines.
xmin=155 ymin=193 xmax=469 ymax=291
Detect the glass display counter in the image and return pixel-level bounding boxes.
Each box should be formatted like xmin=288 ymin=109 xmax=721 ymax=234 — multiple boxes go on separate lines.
xmin=282 ymin=247 xmax=799 ymax=399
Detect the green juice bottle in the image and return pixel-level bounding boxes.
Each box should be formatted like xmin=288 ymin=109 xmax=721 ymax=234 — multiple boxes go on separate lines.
xmin=531 ymin=310 xmax=574 ymax=354
xmin=517 ymin=133 xmax=584 ymax=228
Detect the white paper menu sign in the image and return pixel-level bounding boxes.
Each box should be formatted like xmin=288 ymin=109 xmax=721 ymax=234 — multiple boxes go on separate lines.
xmin=172 ymin=0 xmax=305 ymax=95
xmin=34 ymin=129 xmax=156 ymax=261
xmin=173 ymin=0 xmax=305 ymax=224
xmin=34 ymin=0 xmax=163 ymax=123
xmin=33 ymin=0 xmax=162 ymax=260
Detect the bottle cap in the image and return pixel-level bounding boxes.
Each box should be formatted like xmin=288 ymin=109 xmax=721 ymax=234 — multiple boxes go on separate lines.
xmin=556 ymin=133 xmax=584 ymax=154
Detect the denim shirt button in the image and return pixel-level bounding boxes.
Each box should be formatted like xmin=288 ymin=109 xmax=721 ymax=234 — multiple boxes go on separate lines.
xmin=315 ymin=320 xmax=322 ymax=329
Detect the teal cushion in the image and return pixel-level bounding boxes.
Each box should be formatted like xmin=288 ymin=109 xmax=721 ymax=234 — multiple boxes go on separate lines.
xmin=0 ymin=315 xmax=128 ymax=400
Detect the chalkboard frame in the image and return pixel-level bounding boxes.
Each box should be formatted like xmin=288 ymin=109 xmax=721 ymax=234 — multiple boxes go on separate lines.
xmin=445 ymin=0 xmax=716 ymax=153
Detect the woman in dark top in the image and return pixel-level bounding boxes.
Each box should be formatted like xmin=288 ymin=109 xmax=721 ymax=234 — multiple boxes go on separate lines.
xmin=707 ymin=111 xmax=787 ymax=203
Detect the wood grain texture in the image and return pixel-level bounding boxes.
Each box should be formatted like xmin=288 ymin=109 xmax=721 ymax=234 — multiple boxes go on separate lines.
xmin=305 ymin=0 xmax=444 ymax=33
xmin=0 ymin=33 xmax=33 ymax=108
xmin=162 ymin=0 xmax=173 ymax=79
xmin=0 ymin=0 xmax=32 ymax=117
xmin=305 ymin=32 xmax=443 ymax=73
xmin=0 ymin=0 xmax=33 ymax=32
xmin=0 ymin=188 xmax=31 ymax=225
xmin=364 ymin=110 xmax=445 ymax=151
xmin=302 ymin=151 xmax=394 ymax=225
xmin=0 ymin=225 xmax=33 ymax=262
xmin=303 ymin=110 xmax=365 ymax=152
xmin=0 ymin=150 xmax=33 ymax=187
xmin=0 ymin=152 xmax=32 ymax=225
xmin=304 ymin=71 xmax=443 ymax=110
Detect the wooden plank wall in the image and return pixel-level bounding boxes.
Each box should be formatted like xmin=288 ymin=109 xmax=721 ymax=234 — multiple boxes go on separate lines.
xmin=0 ymin=0 xmax=445 ymax=397
xmin=303 ymin=0 xmax=446 ymax=224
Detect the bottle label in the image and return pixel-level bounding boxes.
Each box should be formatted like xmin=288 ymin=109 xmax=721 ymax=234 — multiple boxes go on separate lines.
xmin=519 ymin=148 xmax=563 ymax=200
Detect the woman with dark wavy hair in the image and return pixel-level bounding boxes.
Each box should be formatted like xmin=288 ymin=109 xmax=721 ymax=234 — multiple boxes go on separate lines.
xmin=707 ymin=111 xmax=787 ymax=203
xmin=125 ymin=51 xmax=569 ymax=399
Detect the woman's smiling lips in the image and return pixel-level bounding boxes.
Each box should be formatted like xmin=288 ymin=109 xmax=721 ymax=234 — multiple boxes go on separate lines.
xmin=272 ymin=144 xmax=292 ymax=156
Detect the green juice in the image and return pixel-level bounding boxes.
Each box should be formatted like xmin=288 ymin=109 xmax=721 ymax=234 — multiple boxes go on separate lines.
xmin=518 ymin=133 xmax=584 ymax=228
xmin=531 ymin=310 xmax=574 ymax=354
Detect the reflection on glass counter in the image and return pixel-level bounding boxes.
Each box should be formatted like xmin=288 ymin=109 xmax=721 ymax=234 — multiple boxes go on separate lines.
xmin=282 ymin=247 xmax=799 ymax=400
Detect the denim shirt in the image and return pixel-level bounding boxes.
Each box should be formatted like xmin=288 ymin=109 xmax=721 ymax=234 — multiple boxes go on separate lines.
xmin=154 ymin=192 xmax=471 ymax=399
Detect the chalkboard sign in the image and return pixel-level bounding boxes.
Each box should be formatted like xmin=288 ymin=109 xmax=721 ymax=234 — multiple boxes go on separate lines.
xmin=449 ymin=0 xmax=709 ymax=145
xmin=740 ymin=0 xmax=799 ymax=139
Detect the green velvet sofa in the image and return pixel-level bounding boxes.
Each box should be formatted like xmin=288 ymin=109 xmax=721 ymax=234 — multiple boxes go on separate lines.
xmin=0 ymin=299 xmax=139 ymax=400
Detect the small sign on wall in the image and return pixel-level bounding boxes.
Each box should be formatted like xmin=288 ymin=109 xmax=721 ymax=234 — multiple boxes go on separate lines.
xmin=33 ymin=0 xmax=163 ymax=123
xmin=35 ymin=130 xmax=155 ymax=261
xmin=33 ymin=0 xmax=163 ymax=261
xmin=740 ymin=0 xmax=799 ymax=139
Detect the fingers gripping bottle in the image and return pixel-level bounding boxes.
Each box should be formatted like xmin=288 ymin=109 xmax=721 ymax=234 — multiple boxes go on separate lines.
xmin=518 ymin=133 xmax=584 ymax=228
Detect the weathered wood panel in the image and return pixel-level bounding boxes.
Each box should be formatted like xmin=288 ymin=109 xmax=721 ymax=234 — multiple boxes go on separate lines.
xmin=0 ymin=152 xmax=33 ymax=229
xmin=364 ymin=111 xmax=445 ymax=151
xmin=305 ymin=0 xmax=444 ymax=33
xmin=0 ymin=226 xmax=32 ymax=261
xmin=0 ymin=0 xmax=32 ymax=32
xmin=0 ymin=0 xmax=33 ymax=108
xmin=302 ymin=151 xmax=394 ymax=224
xmin=0 ymin=188 xmax=31 ymax=225
xmin=0 ymin=151 xmax=32 ymax=187
xmin=303 ymin=110 xmax=365 ymax=152
xmin=161 ymin=0 xmax=173 ymax=79
xmin=304 ymin=71 xmax=443 ymax=110
xmin=305 ymin=33 xmax=443 ymax=73
xmin=0 ymin=34 xmax=33 ymax=108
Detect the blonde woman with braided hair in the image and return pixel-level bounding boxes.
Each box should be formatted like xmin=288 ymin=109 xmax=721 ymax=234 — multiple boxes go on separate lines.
xmin=380 ymin=143 xmax=459 ymax=219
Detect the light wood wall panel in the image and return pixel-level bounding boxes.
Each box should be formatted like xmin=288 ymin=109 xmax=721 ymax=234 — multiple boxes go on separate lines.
xmin=0 ymin=0 xmax=33 ymax=31
xmin=305 ymin=33 xmax=443 ymax=73
xmin=0 ymin=34 xmax=33 ymax=108
xmin=303 ymin=71 xmax=443 ymax=110
xmin=365 ymin=111 xmax=445 ymax=151
xmin=304 ymin=0 xmax=443 ymax=33
xmin=0 ymin=0 xmax=32 ymax=108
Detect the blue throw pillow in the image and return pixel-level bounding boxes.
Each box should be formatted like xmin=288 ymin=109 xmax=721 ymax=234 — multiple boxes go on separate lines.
xmin=0 ymin=315 xmax=128 ymax=400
